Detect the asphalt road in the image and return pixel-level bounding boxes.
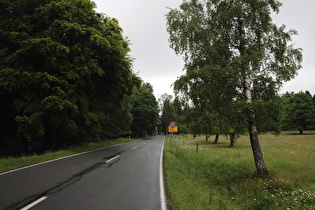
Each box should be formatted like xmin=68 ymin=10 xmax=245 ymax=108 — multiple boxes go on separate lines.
xmin=0 ymin=135 xmax=167 ymax=210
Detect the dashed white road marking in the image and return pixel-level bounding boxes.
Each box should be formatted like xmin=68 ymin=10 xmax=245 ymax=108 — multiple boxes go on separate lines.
xmin=20 ymin=196 xmax=47 ymax=210
xmin=105 ymin=155 xmax=120 ymax=164
xmin=132 ymin=146 xmax=138 ymax=150
xmin=1 ymin=142 xmax=131 ymax=176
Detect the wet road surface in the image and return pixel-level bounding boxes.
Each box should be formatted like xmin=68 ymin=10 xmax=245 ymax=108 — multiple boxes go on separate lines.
xmin=0 ymin=135 xmax=166 ymax=210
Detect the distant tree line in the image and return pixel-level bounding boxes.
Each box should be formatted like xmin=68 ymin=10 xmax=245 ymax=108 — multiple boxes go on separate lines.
xmin=159 ymin=91 xmax=315 ymax=138
xmin=0 ymin=0 xmax=159 ymax=156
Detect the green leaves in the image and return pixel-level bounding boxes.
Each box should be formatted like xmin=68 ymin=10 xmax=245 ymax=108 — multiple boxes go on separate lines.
xmin=281 ymin=92 xmax=315 ymax=133
xmin=0 ymin=68 xmax=21 ymax=91
xmin=167 ymin=0 xmax=302 ymax=135
xmin=130 ymin=82 xmax=159 ymax=137
xmin=0 ymin=0 xmax=139 ymax=154
xmin=42 ymin=95 xmax=78 ymax=113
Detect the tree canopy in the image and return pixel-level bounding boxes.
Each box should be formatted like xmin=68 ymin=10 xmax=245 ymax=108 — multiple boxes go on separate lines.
xmin=0 ymin=0 xmax=140 ymax=155
xmin=167 ymin=0 xmax=302 ymax=176
xmin=282 ymin=92 xmax=315 ymax=134
xmin=130 ymin=82 xmax=159 ymax=137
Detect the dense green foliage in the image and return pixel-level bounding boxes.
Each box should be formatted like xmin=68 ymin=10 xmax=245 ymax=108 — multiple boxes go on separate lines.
xmin=158 ymin=94 xmax=189 ymax=134
xmin=0 ymin=0 xmax=143 ymax=155
xmin=282 ymin=92 xmax=315 ymax=134
xmin=130 ymin=82 xmax=159 ymax=137
xmin=168 ymin=90 xmax=315 ymax=139
xmin=166 ymin=0 xmax=302 ymax=176
xmin=159 ymin=94 xmax=176 ymax=133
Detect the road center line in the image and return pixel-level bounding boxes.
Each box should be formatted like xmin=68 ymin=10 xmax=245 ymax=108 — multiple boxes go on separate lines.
xmin=132 ymin=146 xmax=138 ymax=150
xmin=20 ymin=196 xmax=47 ymax=210
xmin=105 ymin=155 xmax=120 ymax=164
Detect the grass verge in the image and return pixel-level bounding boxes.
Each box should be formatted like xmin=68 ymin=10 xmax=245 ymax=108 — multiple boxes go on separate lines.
xmin=0 ymin=137 xmax=141 ymax=173
xmin=164 ymin=132 xmax=315 ymax=209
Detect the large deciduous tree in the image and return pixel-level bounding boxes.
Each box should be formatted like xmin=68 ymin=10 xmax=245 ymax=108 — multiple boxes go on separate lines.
xmin=0 ymin=0 xmax=139 ymax=154
xmin=167 ymin=0 xmax=302 ymax=176
xmin=130 ymin=82 xmax=159 ymax=137
xmin=282 ymin=92 xmax=315 ymax=134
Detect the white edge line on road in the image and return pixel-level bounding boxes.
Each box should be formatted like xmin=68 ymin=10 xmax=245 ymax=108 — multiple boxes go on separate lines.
xmin=0 ymin=149 xmax=102 ymax=176
xmin=0 ymin=141 xmax=137 ymax=176
xmin=105 ymin=155 xmax=120 ymax=164
xmin=160 ymin=136 xmax=168 ymax=210
xmin=20 ymin=196 xmax=47 ymax=210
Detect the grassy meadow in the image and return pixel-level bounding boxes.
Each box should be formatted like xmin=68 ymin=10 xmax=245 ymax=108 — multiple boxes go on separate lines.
xmin=164 ymin=131 xmax=315 ymax=210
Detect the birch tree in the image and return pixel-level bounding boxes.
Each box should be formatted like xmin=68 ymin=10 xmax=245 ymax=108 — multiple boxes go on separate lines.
xmin=167 ymin=0 xmax=302 ymax=176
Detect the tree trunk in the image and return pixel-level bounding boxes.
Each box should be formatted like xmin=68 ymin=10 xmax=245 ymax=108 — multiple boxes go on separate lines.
xmin=248 ymin=116 xmax=269 ymax=176
xmin=229 ymin=134 xmax=235 ymax=147
xmin=213 ymin=134 xmax=219 ymax=144
xmin=299 ymin=129 xmax=303 ymax=135
xmin=245 ymin=77 xmax=269 ymax=177
xmin=206 ymin=135 xmax=209 ymax=142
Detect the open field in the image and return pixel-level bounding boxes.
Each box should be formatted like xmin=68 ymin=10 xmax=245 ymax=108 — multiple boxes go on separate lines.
xmin=164 ymin=131 xmax=315 ymax=209
xmin=0 ymin=137 xmax=141 ymax=173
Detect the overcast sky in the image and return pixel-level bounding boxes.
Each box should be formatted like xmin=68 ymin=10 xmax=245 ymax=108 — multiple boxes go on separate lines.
xmin=93 ymin=0 xmax=315 ymax=99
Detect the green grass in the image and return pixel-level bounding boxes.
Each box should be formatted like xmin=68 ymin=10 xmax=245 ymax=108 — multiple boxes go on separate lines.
xmin=0 ymin=137 xmax=141 ymax=173
xmin=164 ymin=131 xmax=315 ymax=210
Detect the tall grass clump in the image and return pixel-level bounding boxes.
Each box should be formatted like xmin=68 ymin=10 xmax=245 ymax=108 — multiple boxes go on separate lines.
xmin=164 ymin=133 xmax=315 ymax=210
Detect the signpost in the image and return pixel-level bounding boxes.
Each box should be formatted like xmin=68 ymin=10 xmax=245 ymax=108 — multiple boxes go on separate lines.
xmin=168 ymin=121 xmax=178 ymax=134
xmin=169 ymin=121 xmax=176 ymax=128
xmin=168 ymin=126 xmax=178 ymax=132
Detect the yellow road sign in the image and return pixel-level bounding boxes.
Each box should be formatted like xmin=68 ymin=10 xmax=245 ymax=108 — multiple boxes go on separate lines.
xmin=168 ymin=126 xmax=178 ymax=132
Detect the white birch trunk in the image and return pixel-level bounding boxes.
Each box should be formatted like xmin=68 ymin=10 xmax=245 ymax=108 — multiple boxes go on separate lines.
xmin=245 ymin=77 xmax=269 ymax=176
